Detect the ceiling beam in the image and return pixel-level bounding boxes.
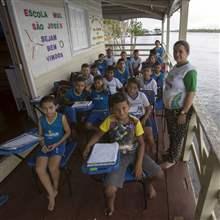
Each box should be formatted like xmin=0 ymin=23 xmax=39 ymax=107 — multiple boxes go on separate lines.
xmin=169 ymin=0 xmax=182 ymax=16
xmin=102 ymin=0 xmax=168 ymax=9
xmin=102 ymin=0 xmax=163 ymax=18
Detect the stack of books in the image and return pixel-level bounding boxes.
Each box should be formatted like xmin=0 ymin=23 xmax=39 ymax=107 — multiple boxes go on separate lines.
xmin=87 ymin=142 xmax=119 ymax=167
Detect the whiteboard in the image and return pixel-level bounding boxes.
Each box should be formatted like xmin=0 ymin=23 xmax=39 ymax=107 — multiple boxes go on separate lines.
xmin=11 ymin=0 xmax=72 ymax=77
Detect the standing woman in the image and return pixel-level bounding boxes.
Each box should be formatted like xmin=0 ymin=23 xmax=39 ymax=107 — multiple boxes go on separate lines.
xmin=161 ymin=40 xmax=197 ymax=169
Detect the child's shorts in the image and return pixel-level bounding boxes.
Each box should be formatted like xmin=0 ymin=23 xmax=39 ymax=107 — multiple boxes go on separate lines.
xmin=86 ymin=110 xmax=109 ymax=126
xmin=37 ymin=143 xmax=65 ymax=158
xmin=104 ymin=151 xmax=161 ymax=188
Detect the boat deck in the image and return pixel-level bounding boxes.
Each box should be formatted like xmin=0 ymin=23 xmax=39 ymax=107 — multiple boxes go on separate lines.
xmin=0 ymin=142 xmax=196 ymax=220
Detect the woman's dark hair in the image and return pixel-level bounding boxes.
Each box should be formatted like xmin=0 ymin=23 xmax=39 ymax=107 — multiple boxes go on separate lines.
xmin=109 ymin=92 xmax=128 ymax=108
xmin=155 ymin=40 xmax=160 ymax=44
xmin=173 ymin=40 xmax=190 ymax=54
xmin=39 ymin=95 xmax=56 ymax=107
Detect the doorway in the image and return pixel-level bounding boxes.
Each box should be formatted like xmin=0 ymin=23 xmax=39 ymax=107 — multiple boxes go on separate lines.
xmin=0 ymin=21 xmax=34 ymax=143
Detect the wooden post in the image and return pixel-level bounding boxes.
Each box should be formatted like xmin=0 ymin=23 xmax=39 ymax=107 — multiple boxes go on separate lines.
xmin=161 ymin=18 xmax=165 ymax=45
xmin=182 ymin=110 xmax=197 ymax=162
xmin=179 ymin=0 xmax=189 ymax=40
xmin=194 ymin=152 xmax=220 ymax=220
xmin=166 ymin=15 xmax=170 ymax=55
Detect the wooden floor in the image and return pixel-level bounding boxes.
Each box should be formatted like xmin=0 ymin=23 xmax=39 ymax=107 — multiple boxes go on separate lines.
xmin=0 ymin=112 xmax=196 ymax=220
xmin=0 ymin=147 xmax=196 ymax=220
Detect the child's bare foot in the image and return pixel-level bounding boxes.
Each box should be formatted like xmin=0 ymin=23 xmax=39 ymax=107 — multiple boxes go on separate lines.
xmin=47 ymin=191 xmax=57 ymax=211
xmin=53 ymin=189 xmax=58 ymax=198
xmin=48 ymin=195 xmax=55 ymax=211
xmin=104 ymin=208 xmax=114 ymax=216
xmin=147 ymin=184 xmax=157 ymax=199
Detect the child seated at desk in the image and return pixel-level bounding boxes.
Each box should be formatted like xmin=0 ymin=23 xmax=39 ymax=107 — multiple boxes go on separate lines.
xmin=103 ymin=65 xmax=123 ymax=95
xmin=63 ymin=76 xmax=90 ymax=137
xmin=63 ymin=76 xmax=90 ymax=106
xmin=79 ymin=63 xmax=94 ymax=91
xmin=85 ymin=75 xmax=109 ymax=131
xmin=83 ymin=92 xmax=163 ymax=216
xmin=36 ymin=95 xmax=71 ymax=211
xmin=139 ymin=65 xmax=158 ymax=100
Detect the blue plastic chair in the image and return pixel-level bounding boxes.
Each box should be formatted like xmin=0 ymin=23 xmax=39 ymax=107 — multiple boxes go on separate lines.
xmin=141 ymin=90 xmax=159 ymax=161
xmin=82 ymin=151 xmax=148 ymax=209
xmin=27 ymin=141 xmax=77 ymax=196
xmin=124 ymin=165 xmax=148 ymax=209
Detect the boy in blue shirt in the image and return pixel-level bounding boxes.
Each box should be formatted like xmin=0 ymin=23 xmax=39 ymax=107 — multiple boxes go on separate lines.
xmin=114 ymin=58 xmax=129 ymax=85
xmin=63 ymin=76 xmax=90 ymax=137
xmin=36 ymin=95 xmax=71 ymax=211
xmin=83 ymin=92 xmax=163 ymax=216
xmin=154 ymin=40 xmax=164 ymax=63
xmin=95 ymin=53 xmax=108 ymax=76
xmin=64 ymin=76 xmax=90 ymax=106
xmin=86 ymin=75 xmax=109 ymax=131
xmin=152 ymin=62 xmax=164 ymax=110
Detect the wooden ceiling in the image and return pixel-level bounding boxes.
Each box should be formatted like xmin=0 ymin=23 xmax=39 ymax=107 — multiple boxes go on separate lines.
xmin=100 ymin=0 xmax=182 ymax=20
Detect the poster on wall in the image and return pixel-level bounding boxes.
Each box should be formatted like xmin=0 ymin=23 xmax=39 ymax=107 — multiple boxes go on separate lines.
xmin=89 ymin=15 xmax=104 ymax=47
xmin=11 ymin=0 xmax=71 ymax=77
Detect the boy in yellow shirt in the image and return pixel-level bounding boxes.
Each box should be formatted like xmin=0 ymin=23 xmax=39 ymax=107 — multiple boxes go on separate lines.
xmin=83 ymin=92 xmax=163 ymax=216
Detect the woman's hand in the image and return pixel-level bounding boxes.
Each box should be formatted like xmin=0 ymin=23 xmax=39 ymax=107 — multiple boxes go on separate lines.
xmin=134 ymin=161 xmax=143 ymax=180
xmin=177 ymin=114 xmax=187 ymax=125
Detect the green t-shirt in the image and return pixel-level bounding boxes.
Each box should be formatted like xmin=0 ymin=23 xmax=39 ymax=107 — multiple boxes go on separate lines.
xmin=183 ymin=70 xmax=197 ymax=92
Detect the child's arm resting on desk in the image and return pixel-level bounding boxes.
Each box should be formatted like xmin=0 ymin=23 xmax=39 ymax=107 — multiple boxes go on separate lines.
xmin=83 ymin=130 xmax=105 ymax=160
xmin=83 ymin=116 xmax=111 ymax=159
xmin=47 ymin=115 xmax=71 ymax=151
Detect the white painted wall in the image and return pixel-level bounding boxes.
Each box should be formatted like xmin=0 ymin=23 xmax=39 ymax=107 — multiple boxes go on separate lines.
xmin=10 ymin=0 xmax=105 ymax=96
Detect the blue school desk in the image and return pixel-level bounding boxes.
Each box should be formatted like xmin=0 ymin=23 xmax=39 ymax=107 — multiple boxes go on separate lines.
xmin=81 ymin=152 xmax=120 ymax=175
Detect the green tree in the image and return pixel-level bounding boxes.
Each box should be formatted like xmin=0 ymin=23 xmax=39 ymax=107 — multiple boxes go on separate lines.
xmin=128 ymin=19 xmax=144 ymax=53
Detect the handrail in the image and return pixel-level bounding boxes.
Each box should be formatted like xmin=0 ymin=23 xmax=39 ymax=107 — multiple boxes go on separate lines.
xmin=105 ymin=43 xmax=155 ymax=57
xmin=182 ymin=99 xmax=220 ymax=220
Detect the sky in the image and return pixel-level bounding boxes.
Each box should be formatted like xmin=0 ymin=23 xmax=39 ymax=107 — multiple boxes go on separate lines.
xmin=139 ymin=0 xmax=220 ymax=30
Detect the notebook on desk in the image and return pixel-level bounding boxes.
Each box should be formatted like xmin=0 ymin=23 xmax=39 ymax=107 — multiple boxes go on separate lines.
xmin=0 ymin=133 xmax=40 ymax=151
xmin=72 ymin=101 xmax=92 ymax=108
xmin=87 ymin=142 xmax=119 ymax=167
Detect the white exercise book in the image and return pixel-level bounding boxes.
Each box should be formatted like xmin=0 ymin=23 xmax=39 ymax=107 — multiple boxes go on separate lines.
xmin=0 ymin=133 xmax=40 ymax=150
xmin=87 ymin=142 xmax=119 ymax=167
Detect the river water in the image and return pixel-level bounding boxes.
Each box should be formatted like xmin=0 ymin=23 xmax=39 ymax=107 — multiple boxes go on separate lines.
xmin=133 ymin=32 xmax=220 ymax=129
